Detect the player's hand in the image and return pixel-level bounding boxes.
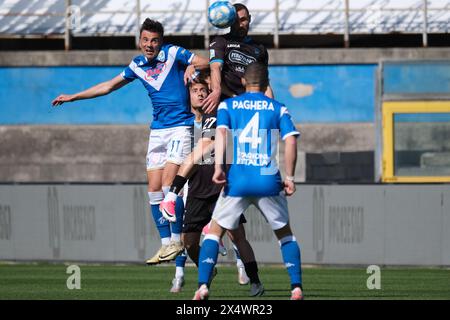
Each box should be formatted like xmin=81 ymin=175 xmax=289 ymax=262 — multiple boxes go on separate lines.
xmin=202 ymin=89 xmax=221 ymax=114
xmin=284 ymin=180 xmax=296 ymax=196
xmin=52 ymin=94 xmax=75 ymax=106
xmin=212 ymin=167 xmax=227 ymax=185
xmin=184 ymin=65 xmax=198 ymax=85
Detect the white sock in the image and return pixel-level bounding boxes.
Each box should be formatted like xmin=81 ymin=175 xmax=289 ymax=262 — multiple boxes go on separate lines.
xmin=171 ymin=233 xmax=181 ymax=242
xmin=175 ymin=266 xmax=184 ymax=279
xmin=236 ymin=258 xmax=244 ymax=269
xmin=165 ymin=191 xmax=178 ymax=202
xmin=161 ymin=237 xmax=171 ymax=246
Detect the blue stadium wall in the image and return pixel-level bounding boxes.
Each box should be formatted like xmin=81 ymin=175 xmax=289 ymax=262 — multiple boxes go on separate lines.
xmin=0 ymin=65 xmax=377 ymax=124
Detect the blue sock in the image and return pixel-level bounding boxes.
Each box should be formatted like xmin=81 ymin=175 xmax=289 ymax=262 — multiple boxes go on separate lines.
xmin=151 ymin=204 xmax=171 ymax=239
xmin=170 ymin=196 xmax=184 ymax=235
xmin=176 ymin=250 xmax=187 ymax=268
xmin=280 ymin=236 xmax=302 ymax=289
xmin=198 ymin=235 xmax=220 ymax=286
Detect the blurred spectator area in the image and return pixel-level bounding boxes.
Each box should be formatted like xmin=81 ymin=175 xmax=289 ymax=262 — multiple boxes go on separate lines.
xmin=0 ymin=0 xmax=449 ymax=49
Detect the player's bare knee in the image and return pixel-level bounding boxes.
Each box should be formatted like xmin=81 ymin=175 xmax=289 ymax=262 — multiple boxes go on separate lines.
xmin=274 ymin=224 xmax=293 ymax=240
xmin=147 ymin=185 xmax=162 ymax=193
xmin=147 ymin=170 xmax=163 ymax=192
xmin=208 ymin=220 xmax=225 ymax=237
xmin=147 ymin=176 xmax=162 ymax=192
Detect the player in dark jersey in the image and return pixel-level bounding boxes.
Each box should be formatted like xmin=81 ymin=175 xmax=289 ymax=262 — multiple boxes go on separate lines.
xmin=161 ymin=75 xmax=264 ymax=296
xmin=202 ymin=3 xmax=274 ymax=113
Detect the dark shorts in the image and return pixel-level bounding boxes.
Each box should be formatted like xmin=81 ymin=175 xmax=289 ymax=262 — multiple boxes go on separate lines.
xmin=183 ymin=194 xmax=247 ymax=233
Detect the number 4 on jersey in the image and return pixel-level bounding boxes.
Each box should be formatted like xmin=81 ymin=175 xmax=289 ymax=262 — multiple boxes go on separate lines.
xmin=238 ymin=112 xmax=262 ymax=149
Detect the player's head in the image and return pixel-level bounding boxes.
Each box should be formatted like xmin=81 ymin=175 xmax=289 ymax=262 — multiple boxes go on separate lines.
xmin=231 ymin=3 xmax=251 ymax=39
xmin=139 ymin=18 xmax=164 ymax=60
xmin=189 ymin=76 xmax=210 ymax=111
xmin=242 ymin=62 xmax=269 ymax=92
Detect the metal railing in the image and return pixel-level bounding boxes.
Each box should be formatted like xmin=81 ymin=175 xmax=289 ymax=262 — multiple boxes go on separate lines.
xmin=0 ymin=0 xmax=448 ymax=50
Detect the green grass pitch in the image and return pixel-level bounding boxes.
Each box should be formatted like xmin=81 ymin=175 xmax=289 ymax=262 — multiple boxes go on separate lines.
xmin=0 ymin=263 xmax=449 ymax=300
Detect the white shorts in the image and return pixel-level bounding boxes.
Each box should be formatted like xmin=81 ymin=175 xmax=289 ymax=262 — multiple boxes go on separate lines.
xmin=212 ymin=192 xmax=290 ymax=231
xmin=146 ymin=126 xmax=192 ymax=171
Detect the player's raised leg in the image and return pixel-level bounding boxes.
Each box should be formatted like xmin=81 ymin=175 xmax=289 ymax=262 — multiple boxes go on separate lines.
xmin=159 ymin=162 xmax=186 ymax=262
xmin=159 ymin=128 xmax=192 ymax=262
xmin=146 ymin=169 xmax=171 ymax=265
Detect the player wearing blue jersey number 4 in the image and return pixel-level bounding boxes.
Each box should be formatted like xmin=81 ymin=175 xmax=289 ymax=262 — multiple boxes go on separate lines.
xmin=52 ymin=18 xmax=209 ymax=265
xmin=193 ymin=63 xmax=304 ymax=301
xmin=161 ymin=75 xmax=263 ymax=295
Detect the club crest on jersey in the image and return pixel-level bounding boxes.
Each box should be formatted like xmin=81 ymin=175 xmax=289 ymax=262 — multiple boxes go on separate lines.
xmin=145 ymin=62 xmax=166 ymax=81
xmin=156 ymin=50 xmax=166 ymax=62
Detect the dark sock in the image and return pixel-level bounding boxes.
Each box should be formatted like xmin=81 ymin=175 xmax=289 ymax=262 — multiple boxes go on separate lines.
xmin=244 ymin=261 xmax=260 ymax=284
xmin=170 ymin=175 xmax=187 ymax=195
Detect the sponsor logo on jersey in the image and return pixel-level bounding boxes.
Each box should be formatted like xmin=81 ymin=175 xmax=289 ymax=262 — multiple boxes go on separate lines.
xmin=232 ymin=100 xmax=275 ymax=111
xmin=235 ymin=65 xmax=245 ymax=73
xmin=210 ymin=49 xmax=215 ymax=59
xmin=229 ymin=50 xmax=257 ymax=65
xmin=227 ymin=43 xmax=240 ymax=48
xmin=237 ymin=149 xmax=271 ymax=166
xmin=144 ymin=62 xmax=167 ymax=81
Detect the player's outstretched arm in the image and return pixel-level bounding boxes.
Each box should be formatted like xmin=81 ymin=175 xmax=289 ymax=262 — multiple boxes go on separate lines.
xmin=202 ymin=62 xmax=222 ymax=114
xmin=177 ymin=138 xmax=214 ymax=179
xmin=51 ymin=75 xmax=129 ymax=106
xmin=161 ymin=137 xmax=215 ymax=203
xmin=284 ymin=135 xmax=298 ymax=196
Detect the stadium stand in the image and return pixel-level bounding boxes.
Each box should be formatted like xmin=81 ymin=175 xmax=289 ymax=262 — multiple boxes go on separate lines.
xmin=0 ymin=0 xmax=449 ymax=49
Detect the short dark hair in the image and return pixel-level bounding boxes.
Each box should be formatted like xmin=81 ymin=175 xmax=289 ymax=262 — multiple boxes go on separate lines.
xmin=244 ymin=62 xmax=269 ymax=88
xmin=233 ymin=3 xmax=250 ymax=16
xmin=188 ymin=69 xmax=210 ymax=88
xmin=140 ymin=18 xmax=164 ymax=37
